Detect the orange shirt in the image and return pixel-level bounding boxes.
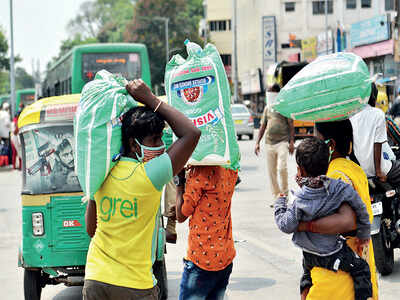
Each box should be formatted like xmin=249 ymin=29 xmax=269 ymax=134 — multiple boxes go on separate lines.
xmin=182 ymin=166 xmax=237 ymax=271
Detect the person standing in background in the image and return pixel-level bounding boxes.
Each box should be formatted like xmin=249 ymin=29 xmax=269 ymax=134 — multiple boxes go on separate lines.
xmin=162 ymin=125 xmax=178 ymax=243
xmin=0 ymin=103 xmax=11 ymax=167
xmin=254 ymin=84 xmax=295 ymax=206
xmin=10 ymin=111 xmax=22 ymax=170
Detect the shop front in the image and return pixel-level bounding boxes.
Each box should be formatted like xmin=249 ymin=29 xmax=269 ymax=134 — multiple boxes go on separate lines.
xmin=241 ymin=68 xmax=264 ymax=128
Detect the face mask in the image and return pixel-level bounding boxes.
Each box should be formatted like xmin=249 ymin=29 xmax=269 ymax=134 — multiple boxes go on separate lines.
xmin=135 ymin=138 xmax=165 ymax=162
xmin=324 ymin=139 xmax=334 ymax=162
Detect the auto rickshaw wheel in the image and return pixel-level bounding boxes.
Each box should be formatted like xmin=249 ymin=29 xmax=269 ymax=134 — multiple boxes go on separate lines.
xmin=24 ymin=269 xmax=43 ymax=300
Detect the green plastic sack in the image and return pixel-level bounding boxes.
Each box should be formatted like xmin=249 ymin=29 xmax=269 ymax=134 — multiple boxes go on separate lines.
xmin=165 ymin=40 xmax=240 ymax=169
xmin=273 ymin=53 xmax=371 ymax=122
xmin=74 ymin=70 xmax=137 ymax=201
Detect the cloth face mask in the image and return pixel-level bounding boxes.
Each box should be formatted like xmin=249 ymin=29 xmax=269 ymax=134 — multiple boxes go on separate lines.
xmin=135 ymin=138 xmax=165 ymax=162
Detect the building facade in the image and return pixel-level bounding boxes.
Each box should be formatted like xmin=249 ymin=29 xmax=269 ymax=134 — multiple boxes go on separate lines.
xmin=205 ymin=0 xmax=398 ymax=115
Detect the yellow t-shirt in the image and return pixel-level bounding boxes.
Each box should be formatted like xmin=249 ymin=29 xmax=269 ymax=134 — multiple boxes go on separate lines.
xmin=307 ymin=157 xmax=379 ymax=300
xmin=85 ymin=154 xmax=172 ymax=289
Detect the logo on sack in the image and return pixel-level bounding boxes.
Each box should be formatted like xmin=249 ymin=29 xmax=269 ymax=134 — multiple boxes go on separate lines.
xmin=172 ymin=76 xmax=215 ymax=105
xmin=190 ymin=108 xmax=223 ymax=128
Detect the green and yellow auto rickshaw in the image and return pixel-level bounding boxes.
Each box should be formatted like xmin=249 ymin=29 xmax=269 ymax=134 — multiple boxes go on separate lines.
xmin=18 ymin=94 xmax=168 ymax=299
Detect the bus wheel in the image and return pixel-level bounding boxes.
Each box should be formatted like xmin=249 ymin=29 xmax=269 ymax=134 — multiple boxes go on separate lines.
xmin=24 ymin=269 xmax=42 ymax=300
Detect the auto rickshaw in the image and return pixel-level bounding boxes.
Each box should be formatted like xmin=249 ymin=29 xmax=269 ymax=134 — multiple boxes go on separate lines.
xmin=18 ymin=94 xmax=168 ymax=300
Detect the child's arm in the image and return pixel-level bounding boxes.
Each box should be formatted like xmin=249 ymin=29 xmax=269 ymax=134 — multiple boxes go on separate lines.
xmin=274 ymin=195 xmax=301 ymax=234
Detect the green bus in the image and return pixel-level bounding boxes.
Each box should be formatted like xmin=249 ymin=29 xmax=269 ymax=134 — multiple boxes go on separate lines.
xmin=16 ymin=89 xmax=35 ymax=112
xmin=42 ymin=43 xmax=151 ymax=97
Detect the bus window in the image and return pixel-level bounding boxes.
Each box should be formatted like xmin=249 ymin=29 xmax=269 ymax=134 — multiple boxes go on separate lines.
xmin=21 ymin=94 xmax=35 ymax=106
xmin=67 ymin=78 xmax=71 ymax=94
xmin=82 ymin=53 xmax=141 ymax=82
xmin=55 ymin=82 xmax=60 ymax=96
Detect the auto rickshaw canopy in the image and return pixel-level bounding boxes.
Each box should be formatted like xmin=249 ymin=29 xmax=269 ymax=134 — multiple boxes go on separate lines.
xmin=18 ymin=94 xmax=80 ymax=130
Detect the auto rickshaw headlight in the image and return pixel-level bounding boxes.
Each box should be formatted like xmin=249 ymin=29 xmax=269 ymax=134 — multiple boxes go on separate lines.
xmin=32 ymin=213 xmax=44 ymax=236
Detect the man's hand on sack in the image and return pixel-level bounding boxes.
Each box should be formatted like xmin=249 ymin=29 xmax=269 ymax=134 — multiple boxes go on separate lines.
xmin=126 ymin=79 xmax=157 ymax=108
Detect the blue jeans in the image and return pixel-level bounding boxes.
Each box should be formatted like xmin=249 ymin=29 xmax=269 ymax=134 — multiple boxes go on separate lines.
xmin=179 ymin=259 xmax=233 ymax=300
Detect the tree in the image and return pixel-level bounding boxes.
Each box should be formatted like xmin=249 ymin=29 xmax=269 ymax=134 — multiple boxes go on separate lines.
xmin=96 ymin=0 xmax=136 ymax=43
xmin=0 ymin=25 xmax=24 ymax=94
xmin=124 ymin=0 xmax=204 ymax=88
xmin=49 ymin=0 xmax=134 ymax=67
xmin=67 ymin=0 xmax=135 ymax=42
xmin=0 ymin=26 xmax=9 ymax=70
xmin=67 ymin=1 xmax=103 ymax=39
xmin=15 ymin=67 xmax=34 ymax=89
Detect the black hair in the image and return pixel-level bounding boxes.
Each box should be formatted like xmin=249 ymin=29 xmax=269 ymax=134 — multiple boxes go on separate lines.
xmin=368 ymin=82 xmax=378 ymax=107
xmin=270 ymin=83 xmax=281 ymax=93
xmin=296 ymin=137 xmax=330 ymax=177
xmin=56 ymin=139 xmax=72 ymax=154
xmin=121 ymin=106 xmax=165 ymax=154
xmin=315 ymin=119 xmax=353 ymax=157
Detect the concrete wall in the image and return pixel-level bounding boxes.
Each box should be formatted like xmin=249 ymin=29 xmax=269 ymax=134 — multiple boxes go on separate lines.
xmin=206 ymin=0 xmax=392 ymax=86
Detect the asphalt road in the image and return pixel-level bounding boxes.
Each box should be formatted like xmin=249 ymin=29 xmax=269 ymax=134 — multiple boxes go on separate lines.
xmin=1 ymin=135 xmax=400 ymax=299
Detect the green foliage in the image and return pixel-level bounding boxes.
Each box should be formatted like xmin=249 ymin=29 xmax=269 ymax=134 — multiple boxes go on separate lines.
xmin=15 ymin=67 xmax=34 ymax=89
xmin=51 ymin=0 xmax=204 ymax=89
xmin=0 ymin=71 xmax=9 ymax=94
xmin=50 ymin=0 xmax=134 ymax=69
xmin=0 ymin=67 xmax=35 ymax=94
xmin=0 ymin=26 xmax=28 ymax=94
xmin=97 ymin=0 xmax=135 ymax=42
xmin=66 ymin=0 xmax=134 ymax=42
xmin=124 ymin=0 xmax=204 ymax=88
xmin=60 ymin=34 xmax=98 ymax=58
xmin=0 ymin=26 xmax=10 ymax=71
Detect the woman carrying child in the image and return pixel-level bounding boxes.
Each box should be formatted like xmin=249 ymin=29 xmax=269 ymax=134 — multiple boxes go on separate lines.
xmin=298 ymin=120 xmax=378 ymax=300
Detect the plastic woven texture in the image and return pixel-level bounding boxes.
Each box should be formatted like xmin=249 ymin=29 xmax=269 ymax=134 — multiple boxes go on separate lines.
xmin=165 ymin=42 xmax=240 ymax=169
xmin=273 ymin=53 xmax=371 ymax=122
xmin=74 ymin=70 xmax=137 ymax=200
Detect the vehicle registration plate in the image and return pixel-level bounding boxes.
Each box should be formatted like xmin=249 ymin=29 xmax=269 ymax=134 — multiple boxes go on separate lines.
xmin=234 ymin=120 xmax=243 ymax=124
xmin=371 ymin=202 xmax=383 ymax=216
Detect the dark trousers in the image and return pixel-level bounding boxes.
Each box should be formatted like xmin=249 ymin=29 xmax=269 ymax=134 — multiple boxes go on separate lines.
xmin=387 ymin=160 xmax=400 ymax=186
xmin=179 ymin=259 xmax=233 ymax=300
xmin=83 ymin=279 xmax=159 ymax=300
xmin=301 ymin=244 xmax=372 ymax=300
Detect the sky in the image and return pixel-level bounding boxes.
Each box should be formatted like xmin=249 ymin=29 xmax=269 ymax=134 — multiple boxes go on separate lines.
xmin=0 ymin=0 xmax=90 ymax=74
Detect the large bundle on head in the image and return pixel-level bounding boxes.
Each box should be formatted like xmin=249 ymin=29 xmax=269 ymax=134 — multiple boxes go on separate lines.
xmin=74 ymin=70 xmax=137 ymax=201
xmin=165 ymin=40 xmax=240 ymax=169
xmin=273 ymin=53 xmax=371 ymax=122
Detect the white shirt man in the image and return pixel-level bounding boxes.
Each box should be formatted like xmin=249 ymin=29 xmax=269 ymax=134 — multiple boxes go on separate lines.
xmin=351 ymin=104 xmax=395 ymax=181
xmin=0 ymin=103 xmax=11 ymax=139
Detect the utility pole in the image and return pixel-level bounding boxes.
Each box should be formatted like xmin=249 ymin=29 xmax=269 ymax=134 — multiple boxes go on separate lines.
xmin=138 ymin=16 xmax=169 ymax=66
xmin=165 ymin=18 xmax=169 ymax=65
xmin=9 ymin=0 xmax=16 ymax=117
xmin=232 ymin=0 xmax=239 ymax=103
xmin=325 ymin=0 xmax=329 ymax=54
xmin=203 ymin=0 xmax=208 ymax=46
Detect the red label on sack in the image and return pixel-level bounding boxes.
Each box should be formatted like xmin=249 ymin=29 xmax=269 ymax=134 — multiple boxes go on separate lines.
xmin=63 ymin=220 xmax=82 ymax=227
